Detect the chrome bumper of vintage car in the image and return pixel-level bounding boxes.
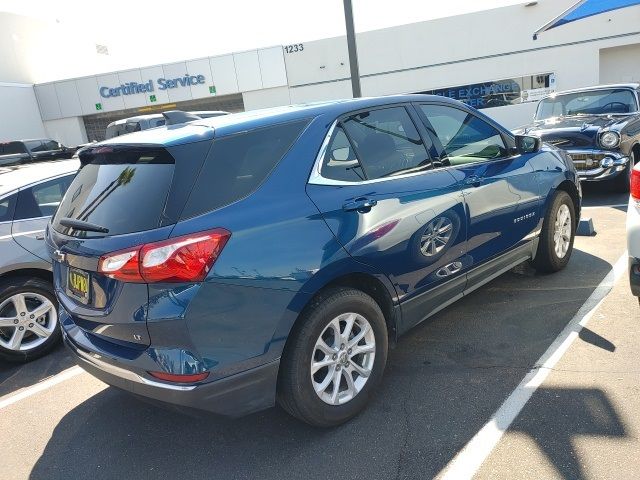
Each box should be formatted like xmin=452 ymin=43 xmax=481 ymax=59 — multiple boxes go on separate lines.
xmin=566 ymin=149 xmax=629 ymax=181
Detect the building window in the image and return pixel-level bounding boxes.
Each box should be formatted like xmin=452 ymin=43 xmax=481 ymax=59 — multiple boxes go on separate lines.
xmin=417 ymin=73 xmax=555 ymax=110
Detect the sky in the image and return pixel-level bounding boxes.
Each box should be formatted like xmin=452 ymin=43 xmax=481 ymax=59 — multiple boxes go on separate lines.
xmin=0 ymin=0 xmax=527 ymax=69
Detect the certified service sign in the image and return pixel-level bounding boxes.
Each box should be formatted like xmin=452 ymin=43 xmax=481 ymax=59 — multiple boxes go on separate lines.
xmin=99 ymin=74 xmax=206 ymax=98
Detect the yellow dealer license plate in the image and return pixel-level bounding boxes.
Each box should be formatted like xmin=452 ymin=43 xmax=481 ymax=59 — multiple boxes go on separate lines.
xmin=68 ymin=268 xmax=89 ymax=300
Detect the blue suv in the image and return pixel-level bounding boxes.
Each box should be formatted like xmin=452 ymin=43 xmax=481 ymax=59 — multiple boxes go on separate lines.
xmin=47 ymin=95 xmax=580 ymax=426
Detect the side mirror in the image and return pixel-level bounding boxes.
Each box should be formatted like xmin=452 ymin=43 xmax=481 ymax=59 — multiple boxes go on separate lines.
xmin=515 ymin=135 xmax=541 ymax=154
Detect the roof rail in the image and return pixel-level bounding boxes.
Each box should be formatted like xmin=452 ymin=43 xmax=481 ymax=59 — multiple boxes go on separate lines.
xmin=162 ymin=110 xmax=202 ymax=125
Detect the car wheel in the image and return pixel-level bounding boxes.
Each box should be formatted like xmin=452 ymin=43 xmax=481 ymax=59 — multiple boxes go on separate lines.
xmin=612 ymin=150 xmax=634 ymax=193
xmin=532 ymin=190 xmax=576 ymax=273
xmin=278 ymin=287 xmax=388 ymax=427
xmin=0 ymin=277 xmax=61 ymax=363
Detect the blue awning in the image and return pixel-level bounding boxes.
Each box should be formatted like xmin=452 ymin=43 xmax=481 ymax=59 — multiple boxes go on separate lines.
xmin=533 ymin=0 xmax=640 ymax=39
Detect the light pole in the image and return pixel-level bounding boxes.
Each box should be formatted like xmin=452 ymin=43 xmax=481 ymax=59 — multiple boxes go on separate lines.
xmin=343 ymin=0 xmax=362 ymax=97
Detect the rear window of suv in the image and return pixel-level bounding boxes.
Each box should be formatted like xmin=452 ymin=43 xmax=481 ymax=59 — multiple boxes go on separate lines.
xmin=180 ymin=119 xmax=309 ymax=219
xmin=52 ymin=147 xmax=176 ymax=237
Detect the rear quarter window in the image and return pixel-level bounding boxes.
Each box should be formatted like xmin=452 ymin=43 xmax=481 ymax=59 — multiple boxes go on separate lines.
xmin=180 ymin=119 xmax=309 ymax=219
xmin=0 ymin=193 xmax=16 ymax=222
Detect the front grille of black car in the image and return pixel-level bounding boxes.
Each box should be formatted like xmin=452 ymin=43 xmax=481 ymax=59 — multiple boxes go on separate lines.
xmin=544 ymin=136 xmax=593 ymax=148
xmin=568 ymin=153 xmax=607 ymax=170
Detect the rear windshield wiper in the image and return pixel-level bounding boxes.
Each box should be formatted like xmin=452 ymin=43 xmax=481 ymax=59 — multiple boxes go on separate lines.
xmin=59 ymin=218 xmax=109 ymax=234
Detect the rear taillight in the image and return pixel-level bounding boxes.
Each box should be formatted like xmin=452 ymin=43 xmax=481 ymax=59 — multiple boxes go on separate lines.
xmin=98 ymin=229 xmax=230 ymax=283
xmin=631 ymin=165 xmax=640 ymax=201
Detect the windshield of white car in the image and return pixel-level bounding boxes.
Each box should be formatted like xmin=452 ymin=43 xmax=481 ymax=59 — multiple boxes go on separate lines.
xmin=535 ymin=88 xmax=638 ymax=120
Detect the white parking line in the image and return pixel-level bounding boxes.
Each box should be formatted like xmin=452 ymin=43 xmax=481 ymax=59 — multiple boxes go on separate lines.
xmin=0 ymin=365 xmax=83 ymax=410
xmin=438 ymin=252 xmax=628 ymax=480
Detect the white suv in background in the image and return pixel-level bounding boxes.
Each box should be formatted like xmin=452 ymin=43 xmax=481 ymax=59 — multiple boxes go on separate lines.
xmin=628 ymin=163 xmax=640 ymax=304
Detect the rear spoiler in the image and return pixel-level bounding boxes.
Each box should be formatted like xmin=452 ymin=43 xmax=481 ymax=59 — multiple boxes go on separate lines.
xmin=162 ymin=110 xmax=202 ymax=125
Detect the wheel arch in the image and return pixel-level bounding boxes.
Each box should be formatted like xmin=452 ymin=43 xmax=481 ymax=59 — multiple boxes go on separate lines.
xmin=279 ymin=268 xmax=400 ymax=361
xmin=0 ymin=268 xmax=53 ymax=287
xmin=554 ymin=179 xmax=581 ymax=223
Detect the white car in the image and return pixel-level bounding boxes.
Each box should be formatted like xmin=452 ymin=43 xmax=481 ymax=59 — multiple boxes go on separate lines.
xmin=628 ymin=163 xmax=640 ymax=304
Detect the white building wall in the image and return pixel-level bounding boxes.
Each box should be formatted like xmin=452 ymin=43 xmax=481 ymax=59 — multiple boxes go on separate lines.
xmin=284 ymin=0 xmax=640 ymax=107
xmin=43 ymin=117 xmax=87 ymax=147
xmin=599 ymin=44 xmax=640 ymax=84
xmin=242 ymin=87 xmax=291 ymax=110
xmin=18 ymin=0 xmax=640 ymax=144
xmin=0 ymin=83 xmax=46 ymax=140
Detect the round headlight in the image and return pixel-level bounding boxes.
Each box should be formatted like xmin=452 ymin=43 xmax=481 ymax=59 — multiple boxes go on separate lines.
xmin=600 ymin=131 xmax=620 ymax=149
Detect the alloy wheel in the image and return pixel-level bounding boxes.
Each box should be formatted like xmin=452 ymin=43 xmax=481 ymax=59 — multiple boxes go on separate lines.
xmin=310 ymin=312 xmax=376 ymax=405
xmin=553 ymin=204 xmax=572 ymax=259
xmin=0 ymin=293 xmax=57 ymax=351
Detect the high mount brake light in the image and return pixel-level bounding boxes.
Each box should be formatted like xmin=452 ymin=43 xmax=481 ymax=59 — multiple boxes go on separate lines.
xmin=97 ymin=229 xmax=231 ymax=283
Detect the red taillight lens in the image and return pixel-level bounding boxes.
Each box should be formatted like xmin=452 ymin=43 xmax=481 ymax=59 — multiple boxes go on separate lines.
xmin=148 ymin=371 xmax=209 ymax=383
xmin=98 ymin=229 xmax=231 ymax=283
xmin=98 ymin=248 xmax=143 ymax=282
xmin=631 ymin=165 xmax=640 ymax=200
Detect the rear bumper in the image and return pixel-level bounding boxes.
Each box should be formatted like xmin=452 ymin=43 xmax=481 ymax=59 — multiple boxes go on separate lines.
xmin=566 ymin=149 xmax=629 ymax=182
xmin=62 ymin=325 xmax=280 ymax=418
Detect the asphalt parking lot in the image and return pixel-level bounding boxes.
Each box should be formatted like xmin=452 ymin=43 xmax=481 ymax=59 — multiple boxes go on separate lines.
xmin=0 ymin=187 xmax=637 ymax=480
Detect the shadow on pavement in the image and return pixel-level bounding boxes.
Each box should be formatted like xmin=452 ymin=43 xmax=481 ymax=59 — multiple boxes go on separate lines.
xmin=579 ymin=327 xmax=616 ymax=352
xmin=0 ymin=344 xmax=75 ymax=399
xmin=508 ymin=387 xmax=626 ymax=479
xmin=29 ymin=249 xmax=621 ymax=480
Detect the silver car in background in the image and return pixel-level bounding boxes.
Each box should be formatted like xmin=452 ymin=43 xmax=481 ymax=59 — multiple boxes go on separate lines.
xmin=0 ymin=159 xmax=78 ymax=362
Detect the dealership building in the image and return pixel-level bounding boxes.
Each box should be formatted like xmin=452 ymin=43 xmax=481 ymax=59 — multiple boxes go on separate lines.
xmin=2 ymin=0 xmax=640 ymax=147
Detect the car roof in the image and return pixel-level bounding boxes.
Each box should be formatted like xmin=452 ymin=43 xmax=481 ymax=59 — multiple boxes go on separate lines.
xmin=547 ymin=83 xmax=640 ymax=97
xmin=0 ymin=159 xmax=79 ymax=197
xmin=0 ymin=139 xmax=52 ymax=144
xmin=98 ymin=94 xmax=459 ymax=147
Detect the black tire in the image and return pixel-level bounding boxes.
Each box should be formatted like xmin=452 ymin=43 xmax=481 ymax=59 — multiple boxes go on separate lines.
xmin=277 ymin=287 xmax=388 ymax=427
xmin=0 ymin=277 xmax=61 ymax=363
xmin=532 ymin=191 xmax=576 ymax=273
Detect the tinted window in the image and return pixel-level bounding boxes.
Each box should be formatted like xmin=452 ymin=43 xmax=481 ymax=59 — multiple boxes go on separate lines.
xmin=125 ymin=122 xmax=142 ymax=134
xmin=52 ymin=147 xmax=175 ymax=237
xmin=321 ymin=126 xmax=366 ymax=182
xmin=341 ymin=107 xmax=431 ymax=180
xmin=42 ymin=140 xmax=61 ymax=151
xmin=24 ymin=141 xmax=44 ymax=152
xmin=105 ymin=124 xmax=125 ymax=139
xmin=15 ymin=175 xmax=73 ymax=220
xmin=419 ymin=104 xmax=508 ymax=164
xmin=0 ymin=142 xmax=27 ymax=155
xmin=181 ymin=119 xmax=309 ymax=219
xmin=0 ymin=193 xmax=16 ymax=222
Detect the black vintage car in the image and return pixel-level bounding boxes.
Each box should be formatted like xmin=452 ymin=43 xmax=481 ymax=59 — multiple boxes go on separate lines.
xmin=516 ymin=84 xmax=640 ymax=192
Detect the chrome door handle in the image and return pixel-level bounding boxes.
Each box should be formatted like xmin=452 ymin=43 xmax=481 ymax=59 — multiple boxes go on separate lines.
xmin=342 ymin=197 xmax=378 ymax=213
xmin=436 ymin=261 xmax=463 ymax=278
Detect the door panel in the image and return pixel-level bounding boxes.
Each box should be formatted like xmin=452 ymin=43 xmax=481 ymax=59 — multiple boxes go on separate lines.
xmin=415 ymin=102 xmax=542 ymax=275
xmin=447 ymin=156 xmax=540 ymax=265
xmin=12 ymin=175 xmax=73 ymax=261
xmin=306 ymin=105 xmax=467 ymax=331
